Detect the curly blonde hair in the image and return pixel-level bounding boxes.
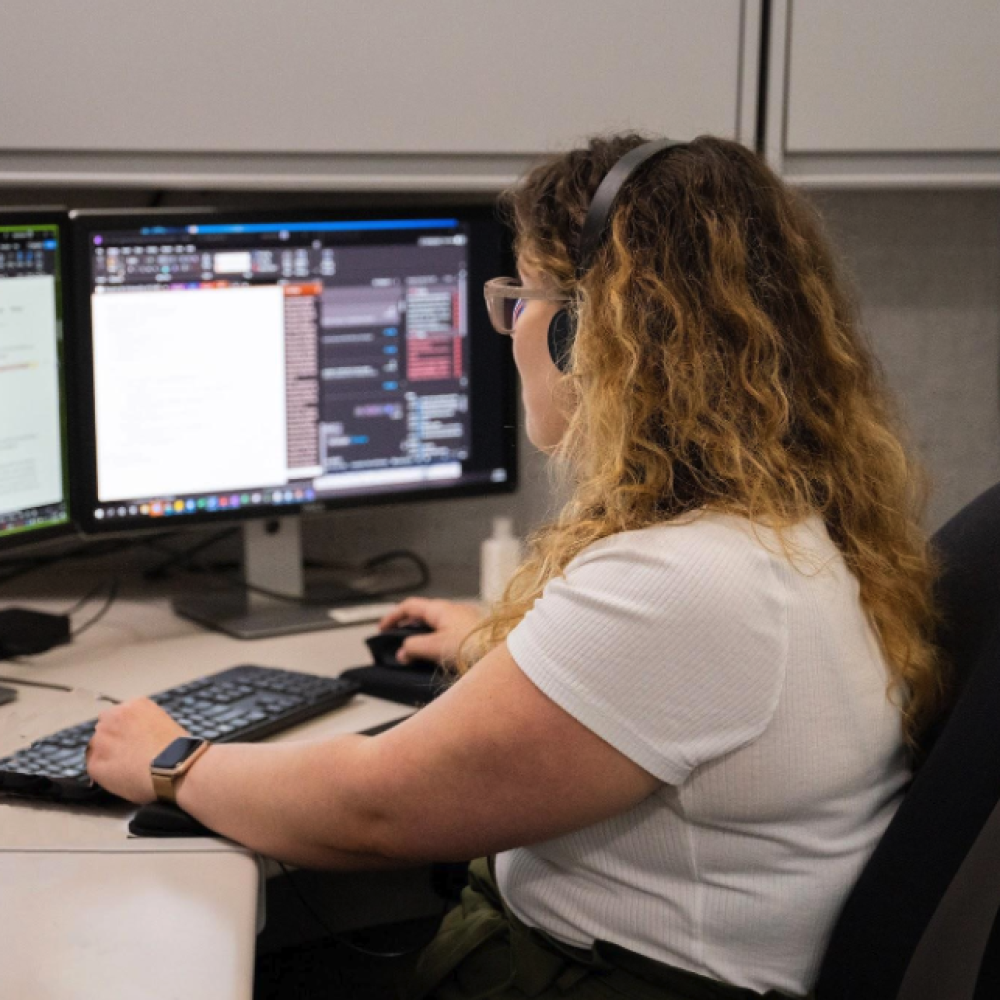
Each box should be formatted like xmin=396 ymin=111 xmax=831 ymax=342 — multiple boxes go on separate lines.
xmin=463 ymin=134 xmax=943 ymax=745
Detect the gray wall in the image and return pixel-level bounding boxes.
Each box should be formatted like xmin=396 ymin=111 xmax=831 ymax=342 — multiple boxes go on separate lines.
xmin=307 ymin=190 xmax=1000 ymax=592
xmin=816 ymin=191 xmax=1000 ymax=530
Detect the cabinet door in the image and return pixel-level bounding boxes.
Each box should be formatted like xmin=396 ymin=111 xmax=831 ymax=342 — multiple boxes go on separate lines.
xmin=0 ymin=0 xmax=760 ymax=190
xmin=765 ymin=0 xmax=1000 ymax=186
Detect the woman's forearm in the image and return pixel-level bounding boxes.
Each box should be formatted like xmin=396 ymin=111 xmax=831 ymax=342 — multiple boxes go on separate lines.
xmin=174 ymin=736 xmax=408 ymax=870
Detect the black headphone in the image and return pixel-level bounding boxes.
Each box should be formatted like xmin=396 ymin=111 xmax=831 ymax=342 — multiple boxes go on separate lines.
xmin=547 ymin=138 xmax=686 ymax=372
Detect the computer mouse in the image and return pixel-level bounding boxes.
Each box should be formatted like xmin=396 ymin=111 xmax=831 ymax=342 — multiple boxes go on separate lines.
xmin=365 ymin=621 xmax=438 ymax=672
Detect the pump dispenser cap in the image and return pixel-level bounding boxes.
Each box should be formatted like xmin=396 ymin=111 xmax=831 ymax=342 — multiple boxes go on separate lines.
xmin=493 ymin=516 xmax=514 ymax=539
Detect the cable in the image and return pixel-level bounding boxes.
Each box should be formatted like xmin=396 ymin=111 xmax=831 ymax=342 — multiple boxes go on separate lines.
xmin=61 ymin=579 xmax=116 ymax=617
xmin=363 ymin=550 xmax=431 ymax=590
xmin=0 ymin=553 xmax=76 ymax=589
xmin=141 ymin=528 xmax=240 ymax=581
xmin=277 ymin=861 xmax=445 ymax=960
xmin=157 ymin=545 xmax=431 ymax=607
xmin=235 ymin=550 xmax=431 ymax=606
xmin=136 ymin=530 xmax=428 ymax=600
xmin=0 ymin=535 xmax=165 ymax=591
xmin=71 ymin=579 xmax=120 ymax=639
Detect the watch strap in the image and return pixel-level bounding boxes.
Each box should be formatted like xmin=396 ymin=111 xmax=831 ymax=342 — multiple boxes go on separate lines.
xmin=150 ymin=739 xmax=210 ymax=805
xmin=150 ymin=768 xmax=178 ymax=804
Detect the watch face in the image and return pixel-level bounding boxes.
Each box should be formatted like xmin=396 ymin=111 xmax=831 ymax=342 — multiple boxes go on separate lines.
xmin=152 ymin=737 xmax=205 ymax=770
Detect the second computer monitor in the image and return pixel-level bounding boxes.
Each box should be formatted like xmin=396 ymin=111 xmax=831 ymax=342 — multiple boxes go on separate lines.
xmin=0 ymin=210 xmax=71 ymax=550
xmin=70 ymin=208 xmax=516 ymax=533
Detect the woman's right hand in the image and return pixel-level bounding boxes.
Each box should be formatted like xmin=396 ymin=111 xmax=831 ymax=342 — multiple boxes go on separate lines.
xmin=378 ymin=597 xmax=485 ymax=667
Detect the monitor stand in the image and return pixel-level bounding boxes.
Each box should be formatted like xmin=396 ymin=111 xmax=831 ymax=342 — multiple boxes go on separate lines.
xmin=172 ymin=517 xmax=366 ymax=640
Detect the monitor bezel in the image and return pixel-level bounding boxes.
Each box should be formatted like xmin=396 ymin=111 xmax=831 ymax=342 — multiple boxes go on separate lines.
xmin=68 ymin=204 xmax=518 ymax=536
xmin=0 ymin=208 xmax=75 ymax=553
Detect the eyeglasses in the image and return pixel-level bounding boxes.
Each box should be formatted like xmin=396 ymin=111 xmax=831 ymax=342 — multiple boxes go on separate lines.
xmin=483 ymin=277 xmax=571 ymax=335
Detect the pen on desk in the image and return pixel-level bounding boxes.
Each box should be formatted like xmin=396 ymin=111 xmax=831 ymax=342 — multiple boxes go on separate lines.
xmin=0 ymin=674 xmax=75 ymax=694
xmin=0 ymin=674 xmax=120 ymax=703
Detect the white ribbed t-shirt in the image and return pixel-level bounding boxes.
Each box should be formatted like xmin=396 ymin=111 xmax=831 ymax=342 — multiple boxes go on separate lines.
xmin=499 ymin=511 xmax=910 ymax=996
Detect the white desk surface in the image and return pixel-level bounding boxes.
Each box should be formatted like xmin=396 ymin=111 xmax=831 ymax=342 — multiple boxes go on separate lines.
xmin=0 ymin=847 xmax=260 ymax=1000
xmin=0 ymin=585 xmax=420 ymax=999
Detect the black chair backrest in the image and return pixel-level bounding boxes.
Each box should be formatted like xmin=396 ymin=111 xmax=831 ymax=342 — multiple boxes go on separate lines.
xmin=816 ymin=482 xmax=1000 ymax=1000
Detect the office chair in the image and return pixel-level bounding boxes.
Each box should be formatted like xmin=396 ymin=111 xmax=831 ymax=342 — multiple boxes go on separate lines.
xmin=816 ymin=481 xmax=1000 ymax=1000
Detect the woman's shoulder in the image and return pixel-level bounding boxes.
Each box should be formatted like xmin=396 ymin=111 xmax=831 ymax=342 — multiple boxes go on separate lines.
xmin=558 ymin=512 xmax=843 ymax=616
xmin=571 ymin=510 xmax=830 ymax=573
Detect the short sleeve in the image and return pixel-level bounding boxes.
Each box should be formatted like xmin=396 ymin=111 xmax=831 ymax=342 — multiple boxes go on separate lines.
xmin=506 ymin=519 xmax=789 ymax=784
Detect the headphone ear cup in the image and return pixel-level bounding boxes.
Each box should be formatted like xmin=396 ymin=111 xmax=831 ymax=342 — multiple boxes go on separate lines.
xmin=547 ymin=309 xmax=575 ymax=373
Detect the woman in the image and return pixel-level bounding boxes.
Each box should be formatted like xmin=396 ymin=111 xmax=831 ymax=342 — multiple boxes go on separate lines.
xmin=88 ymin=135 xmax=942 ymax=1000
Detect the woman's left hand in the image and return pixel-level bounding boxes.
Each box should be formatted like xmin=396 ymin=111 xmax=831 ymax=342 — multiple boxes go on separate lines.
xmin=87 ymin=698 xmax=188 ymax=804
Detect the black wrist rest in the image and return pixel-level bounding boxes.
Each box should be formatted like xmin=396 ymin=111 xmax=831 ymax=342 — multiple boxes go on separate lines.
xmin=341 ymin=663 xmax=450 ymax=707
xmin=129 ymin=800 xmax=219 ymax=838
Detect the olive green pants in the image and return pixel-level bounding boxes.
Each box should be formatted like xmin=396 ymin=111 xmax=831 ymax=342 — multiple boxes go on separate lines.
xmin=402 ymin=859 xmax=811 ymax=1000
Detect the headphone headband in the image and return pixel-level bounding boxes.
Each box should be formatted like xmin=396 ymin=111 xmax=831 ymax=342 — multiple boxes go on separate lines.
xmin=576 ymin=138 xmax=685 ymax=279
xmin=547 ymin=138 xmax=686 ymax=373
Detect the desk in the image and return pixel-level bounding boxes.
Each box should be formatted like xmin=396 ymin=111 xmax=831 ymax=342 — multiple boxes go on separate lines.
xmin=0 ymin=585 xmax=421 ymax=999
xmin=0 ymin=846 xmax=260 ymax=999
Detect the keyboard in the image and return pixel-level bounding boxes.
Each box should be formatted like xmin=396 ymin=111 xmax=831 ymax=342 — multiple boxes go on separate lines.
xmin=0 ymin=665 xmax=361 ymax=804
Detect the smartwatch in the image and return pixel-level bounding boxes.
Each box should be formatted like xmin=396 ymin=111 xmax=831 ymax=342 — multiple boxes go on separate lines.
xmin=150 ymin=736 xmax=211 ymax=805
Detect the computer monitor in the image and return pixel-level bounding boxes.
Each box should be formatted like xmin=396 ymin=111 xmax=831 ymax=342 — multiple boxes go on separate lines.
xmin=0 ymin=210 xmax=71 ymax=551
xmin=69 ymin=206 xmax=516 ymax=636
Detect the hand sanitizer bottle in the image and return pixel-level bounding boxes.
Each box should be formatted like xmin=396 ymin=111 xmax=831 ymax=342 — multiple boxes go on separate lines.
xmin=480 ymin=517 xmax=522 ymax=605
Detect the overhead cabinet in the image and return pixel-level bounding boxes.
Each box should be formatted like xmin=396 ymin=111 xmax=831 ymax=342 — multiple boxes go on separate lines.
xmin=765 ymin=0 xmax=1000 ymax=187
xmin=0 ymin=0 xmax=760 ymax=191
